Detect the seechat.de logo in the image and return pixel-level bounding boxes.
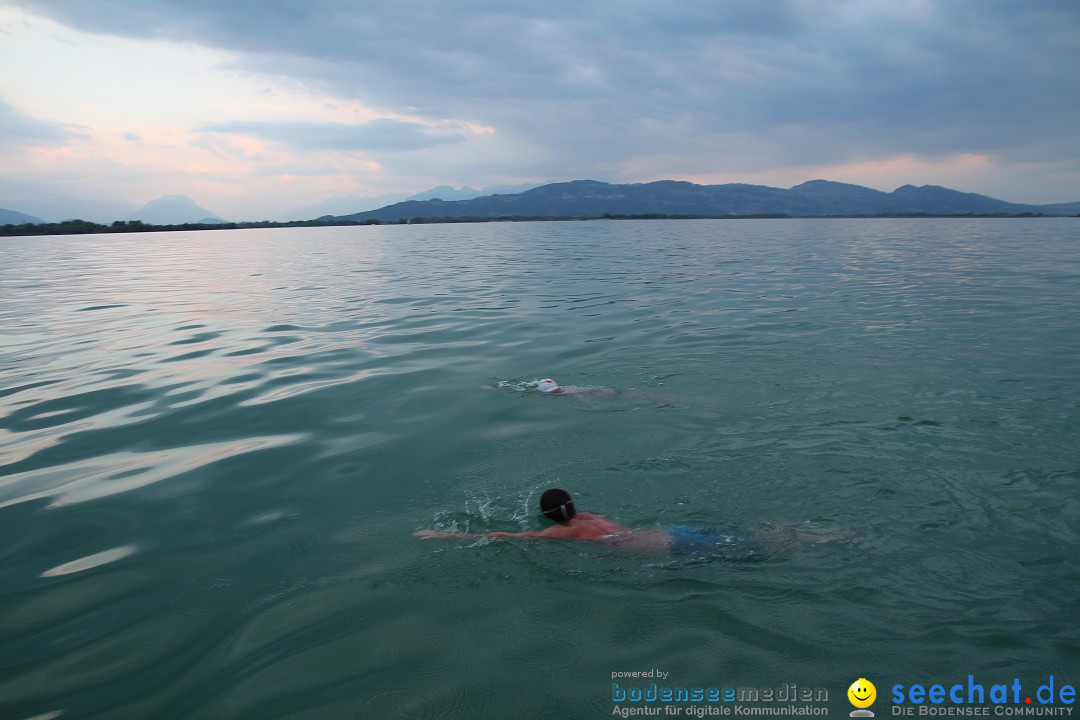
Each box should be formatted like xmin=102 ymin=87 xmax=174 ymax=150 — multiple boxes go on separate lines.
xmin=849 ymin=678 xmax=877 ymax=717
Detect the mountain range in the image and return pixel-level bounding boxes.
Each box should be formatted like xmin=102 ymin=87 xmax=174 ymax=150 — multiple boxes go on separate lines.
xmin=4 ymin=180 xmax=1078 ymax=228
xmin=285 ymin=183 xmax=540 ymax=221
xmin=331 ymin=180 xmax=1080 ymax=223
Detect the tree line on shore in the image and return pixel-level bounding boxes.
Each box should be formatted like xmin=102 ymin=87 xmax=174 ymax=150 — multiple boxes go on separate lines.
xmin=1 ymin=212 xmax=1064 ymax=238
xmin=0 ymin=218 xmax=383 ymax=237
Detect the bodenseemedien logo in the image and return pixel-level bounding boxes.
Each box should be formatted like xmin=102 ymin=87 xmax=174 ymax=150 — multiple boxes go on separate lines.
xmin=849 ymin=678 xmax=877 ymax=717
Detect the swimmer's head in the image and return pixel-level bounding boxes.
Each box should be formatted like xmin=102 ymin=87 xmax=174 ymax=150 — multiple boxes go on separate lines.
xmin=537 ymin=378 xmax=560 ymax=394
xmin=540 ymin=488 xmax=576 ymax=523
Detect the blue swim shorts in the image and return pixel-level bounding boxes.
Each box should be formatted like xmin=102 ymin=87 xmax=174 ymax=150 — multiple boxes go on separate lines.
xmin=663 ymin=524 xmax=766 ymax=562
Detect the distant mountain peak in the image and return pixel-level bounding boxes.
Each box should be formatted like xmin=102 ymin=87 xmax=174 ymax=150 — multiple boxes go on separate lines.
xmin=792 ymin=179 xmax=866 ymax=190
xmin=128 ymin=195 xmax=223 ymax=224
xmin=0 ymin=207 xmax=44 ymax=225
xmin=406 ymin=182 xmax=542 ymax=203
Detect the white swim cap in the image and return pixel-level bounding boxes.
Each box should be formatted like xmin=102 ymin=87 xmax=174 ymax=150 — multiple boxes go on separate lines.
xmin=537 ymin=378 xmax=560 ymax=393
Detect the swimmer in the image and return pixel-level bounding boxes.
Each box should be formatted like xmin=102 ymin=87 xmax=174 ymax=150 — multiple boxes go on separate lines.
xmin=536 ymin=378 xmax=613 ymax=396
xmin=480 ymin=378 xmax=613 ymax=396
xmin=485 ymin=378 xmax=666 ymax=402
xmin=414 ymin=488 xmax=835 ymax=561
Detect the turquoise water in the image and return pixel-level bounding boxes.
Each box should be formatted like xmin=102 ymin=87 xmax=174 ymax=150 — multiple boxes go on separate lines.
xmin=1 ymin=219 xmax=1078 ymax=719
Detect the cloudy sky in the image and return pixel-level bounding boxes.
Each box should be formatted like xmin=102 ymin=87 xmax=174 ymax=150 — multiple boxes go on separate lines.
xmin=1 ymin=0 xmax=1078 ymax=220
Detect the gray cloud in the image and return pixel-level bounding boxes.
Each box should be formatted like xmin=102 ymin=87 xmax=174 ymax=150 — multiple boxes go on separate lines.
xmin=8 ymin=1 xmax=1080 ymax=187
xmin=200 ymin=118 xmax=463 ymax=152
xmin=0 ymin=97 xmax=86 ymax=145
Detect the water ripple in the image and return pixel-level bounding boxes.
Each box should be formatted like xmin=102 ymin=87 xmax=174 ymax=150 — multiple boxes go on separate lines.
xmin=1 ymin=221 xmax=1079 ymax=718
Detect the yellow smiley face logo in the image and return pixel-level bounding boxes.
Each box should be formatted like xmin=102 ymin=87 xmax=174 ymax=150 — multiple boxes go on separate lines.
xmin=848 ymin=678 xmax=876 ymax=708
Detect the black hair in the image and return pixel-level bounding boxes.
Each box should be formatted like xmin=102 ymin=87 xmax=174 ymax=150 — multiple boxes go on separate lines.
xmin=540 ymin=488 xmax=576 ymax=523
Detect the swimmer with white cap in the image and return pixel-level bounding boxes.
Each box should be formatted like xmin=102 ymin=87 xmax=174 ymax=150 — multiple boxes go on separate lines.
xmin=536 ymin=378 xmax=563 ymax=394
xmin=484 ymin=378 xmax=584 ymax=395
xmin=484 ymin=377 xmax=669 ymax=402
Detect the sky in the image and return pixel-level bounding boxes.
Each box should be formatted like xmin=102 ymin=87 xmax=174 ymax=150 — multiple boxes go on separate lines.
xmin=1 ymin=0 xmax=1078 ymax=221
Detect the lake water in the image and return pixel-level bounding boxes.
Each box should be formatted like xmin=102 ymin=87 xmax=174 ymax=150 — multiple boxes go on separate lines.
xmin=1 ymin=218 xmax=1078 ymax=719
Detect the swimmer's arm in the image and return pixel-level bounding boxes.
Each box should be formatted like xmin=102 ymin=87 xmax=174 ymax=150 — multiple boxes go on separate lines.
xmin=413 ymin=529 xmax=557 ymax=540
xmin=487 ymin=524 xmax=589 ymax=539
xmin=413 ymin=530 xmax=481 ymax=539
xmin=486 ymin=530 xmax=553 ymax=538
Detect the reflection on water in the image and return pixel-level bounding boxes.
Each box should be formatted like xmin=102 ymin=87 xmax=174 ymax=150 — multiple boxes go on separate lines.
xmin=1 ymin=219 xmax=1078 ymax=718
